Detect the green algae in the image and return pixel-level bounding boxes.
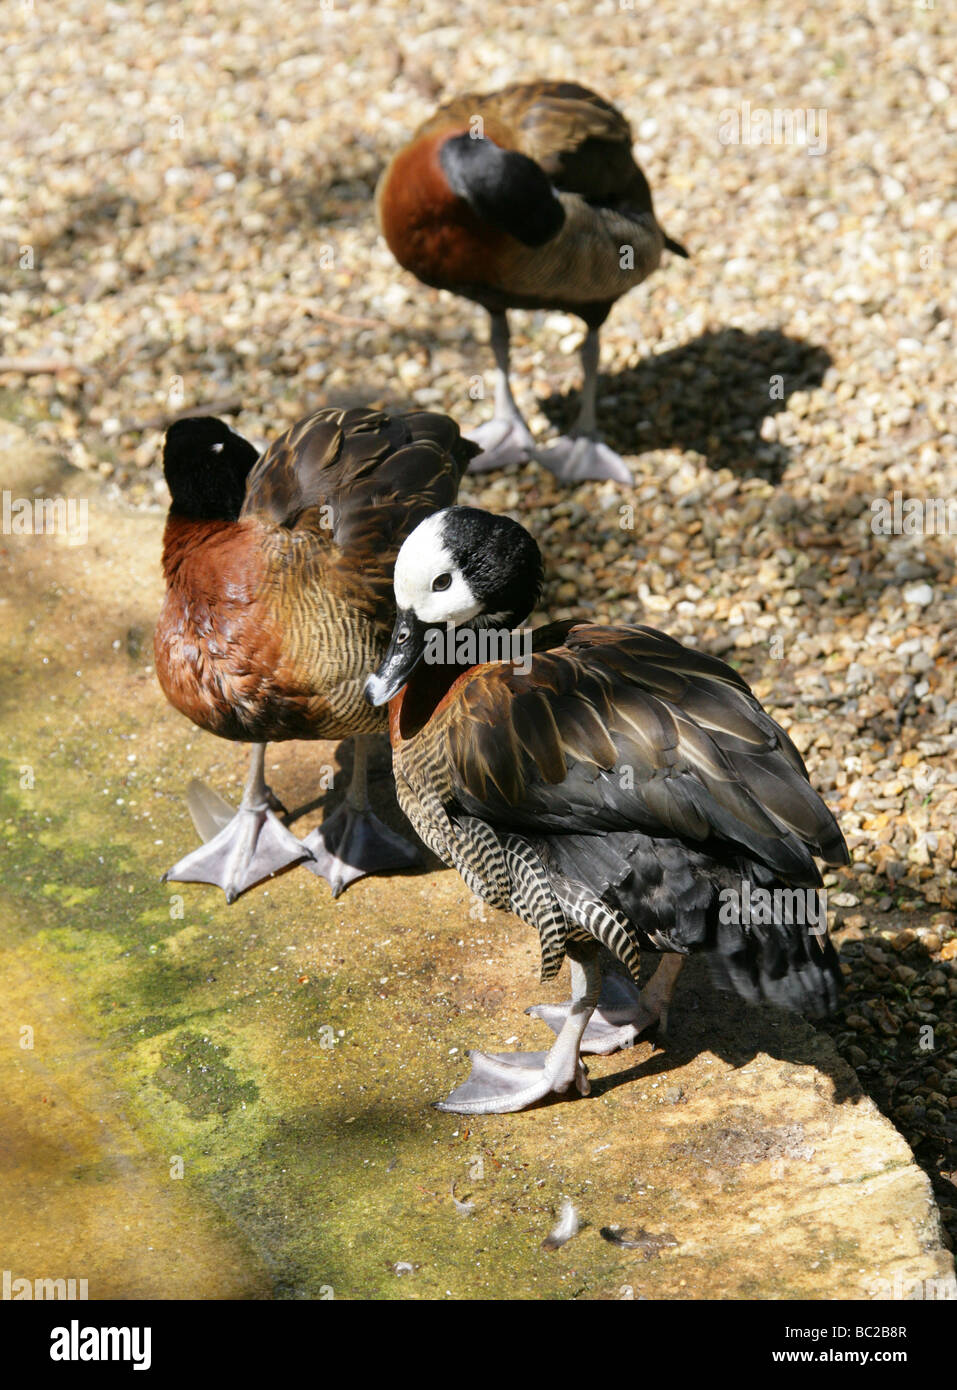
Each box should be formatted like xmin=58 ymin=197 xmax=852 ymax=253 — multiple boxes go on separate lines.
xmin=1 ymin=747 xmax=579 ymax=1297
xmin=155 ymin=1031 xmax=260 ymax=1120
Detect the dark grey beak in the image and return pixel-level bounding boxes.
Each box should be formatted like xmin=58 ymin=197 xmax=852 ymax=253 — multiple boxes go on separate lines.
xmin=364 ymin=610 xmax=428 ymax=706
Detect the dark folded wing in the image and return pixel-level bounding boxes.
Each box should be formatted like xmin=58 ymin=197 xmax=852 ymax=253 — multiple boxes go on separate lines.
xmin=510 ymin=84 xmax=648 ymax=208
xmin=425 ymin=82 xmax=650 ymax=211
xmin=437 ymin=623 xmax=847 ymax=881
xmin=240 ymin=406 xmax=476 ymax=612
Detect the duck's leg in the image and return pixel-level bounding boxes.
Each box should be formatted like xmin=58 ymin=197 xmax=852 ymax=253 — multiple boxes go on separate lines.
xmin=466 ymin=311 xmax=537 ymax=471
xmin=162 ymin=743 xmax=311 ymax=903
xmin=301 ymin=734 xmax=421 ymax=898
xmin=532 ymin=328 xmax=633 ymax=485
xmin=527 ymin=955 xmax=684 ymax=1055
xmin=435 ymin=946 xmax=598 ymax=1114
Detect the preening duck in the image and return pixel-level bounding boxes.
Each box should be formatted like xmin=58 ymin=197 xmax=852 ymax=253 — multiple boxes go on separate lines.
xmin=376 ymin=80 xmax=688 ymax=485
xmin=365 ymin=507 xmax=847 ymax=1114
xmin=154 ymin=407 xmax=475 ymax=900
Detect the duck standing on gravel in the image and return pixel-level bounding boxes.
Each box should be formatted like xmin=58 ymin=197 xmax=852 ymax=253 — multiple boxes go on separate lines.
xmin=154 ymin=408 xmax=475 ymax=901
xmin=365 ymin=506 xmax=847 ymax=1114
xmin=377 ymin=80 xmax=688 ymax=484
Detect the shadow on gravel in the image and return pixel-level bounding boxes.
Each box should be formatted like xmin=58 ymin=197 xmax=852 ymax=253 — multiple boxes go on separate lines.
xmin=823 ymin=905 xmax=957 ymax=1252
xmin=541 ymin=326 xmax=832 ymax=481
xmin=591 ymin=955 xmax=861 ymax=1108
xmin=286 ymin=733 xmax=439 ymax=882
xmin=30 ymin=190 xmax=140 ymax=264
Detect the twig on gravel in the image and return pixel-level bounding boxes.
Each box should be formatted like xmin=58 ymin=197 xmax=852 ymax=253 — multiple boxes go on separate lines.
xmin=285 ymin=298 xmax=390 ymax=331
xmin=0 ymin=357 xmax=92 ymax=376
xmin=104 ymin=338 xmax=172 ymax=389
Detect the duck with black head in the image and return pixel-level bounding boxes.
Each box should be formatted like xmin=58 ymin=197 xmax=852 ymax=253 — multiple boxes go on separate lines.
xmin=366 ymin=506 xmax=847 ymax=1114
xmin=154 ymin=407 xmax=475 ymax=902
xmin=377 ymin=81 xmax=688 ymax=484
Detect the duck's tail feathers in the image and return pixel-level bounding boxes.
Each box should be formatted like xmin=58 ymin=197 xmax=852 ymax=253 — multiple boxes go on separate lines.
xmin=663 ymin=233 xmax=689 ymax=258
xmin=704 ymin=909 xmax=843 ymax=1018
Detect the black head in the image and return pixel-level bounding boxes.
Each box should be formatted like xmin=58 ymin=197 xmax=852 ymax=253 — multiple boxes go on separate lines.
xmin=162 ymin=417 xmax=259 ymax=521
xmin=439 ymin=133 xmax=565 ymax=247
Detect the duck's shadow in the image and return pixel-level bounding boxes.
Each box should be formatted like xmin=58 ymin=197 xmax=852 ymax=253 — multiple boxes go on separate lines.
xmin=583 ymin=957 xmax=859 ymax=1108
xmin=285 ymin=734 xmax=438 ymax=883
xmin=539 ymin=326 xmax=832 ymax=482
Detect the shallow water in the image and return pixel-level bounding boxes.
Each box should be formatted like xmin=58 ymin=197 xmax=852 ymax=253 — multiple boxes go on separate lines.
xmin=0 ymin=940 xmax=271 ymax=1299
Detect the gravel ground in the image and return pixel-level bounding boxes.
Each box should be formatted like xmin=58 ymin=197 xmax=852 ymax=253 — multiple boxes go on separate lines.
xmin=3 ymin=1 xmax=955 ymax=1246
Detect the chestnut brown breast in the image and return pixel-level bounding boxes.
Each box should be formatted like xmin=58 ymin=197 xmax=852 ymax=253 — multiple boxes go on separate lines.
xmin=376 ymin=129 xmax=511 ymax=295
xmin=154 ymin=514 xmax=340 ymax=742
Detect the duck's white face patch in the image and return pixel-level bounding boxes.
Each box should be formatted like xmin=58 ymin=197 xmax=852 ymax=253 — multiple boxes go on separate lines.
xmin=393 ymin=511 xmax=482 ymax=626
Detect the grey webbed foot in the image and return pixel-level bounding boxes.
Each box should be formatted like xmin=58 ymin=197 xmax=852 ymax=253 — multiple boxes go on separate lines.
xmin=466 ymin=417 xmax=536 ymax=471
xmin=435 ymin=1049 xmax=590 ymax=1115
xmin=531 ymin=434 xmax=633 ymax=485
xmin=185 ymin=776 xmax=289 ymax=839
xmin=301 ymin=803 xmax=421 ymax=899
xmin=162 ymin=779 xmax=311 ymax=904
xmin=527 ymin=971 xmax=667 ymax=1055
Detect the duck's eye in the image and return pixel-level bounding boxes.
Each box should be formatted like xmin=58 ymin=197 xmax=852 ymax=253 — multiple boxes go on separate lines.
xmin=396 ymin=627 xmax=409 ymax=646
xmin=432 ymin=572 xmax=452 ymax=592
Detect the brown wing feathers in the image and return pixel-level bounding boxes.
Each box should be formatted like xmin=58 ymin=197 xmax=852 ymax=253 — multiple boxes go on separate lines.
xmin=158 ymin=406 xmax=474 ymax=746
xmin=242 ymin=405 xmax=474 ymax=619
xmin=429 ymin=625 xmax=847 ymax=878
xmin=242 ymin=407 xmax=472 ymax=541
xmin=512 ymin=86 xmax=650 ymax=209
xmin=421 ymin=82 xmax=637 ymax=203
xmin=393 ymin=620 xmax=844 ymax=1014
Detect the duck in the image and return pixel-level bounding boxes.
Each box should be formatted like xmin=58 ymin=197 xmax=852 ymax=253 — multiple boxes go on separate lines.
xmin=376 ymin=80 xmax=688 ymax=486
xmin=154 ymin=407 xmax=475 ymax=901
xmin=364 ymin=506 xmax=848 ymax=1114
